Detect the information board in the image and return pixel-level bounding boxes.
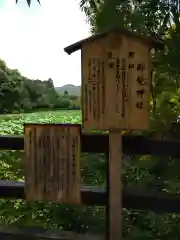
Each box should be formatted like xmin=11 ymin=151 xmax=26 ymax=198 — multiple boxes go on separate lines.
xmin=24 ymin=124 xmax=81 ymax=204
xmin=81 ymin=33 xmax=151 ymax=131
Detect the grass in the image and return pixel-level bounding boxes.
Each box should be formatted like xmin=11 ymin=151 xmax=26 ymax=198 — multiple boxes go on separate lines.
xmin=0 ymin=109 xmax=106 ymax=233
xmin=0 ymin=110 xmax=175 ymax=238
xmin=0 ymin=110 xmax=81 ymax=135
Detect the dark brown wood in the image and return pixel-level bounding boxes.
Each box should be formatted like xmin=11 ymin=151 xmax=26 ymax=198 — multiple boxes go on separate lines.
xmin=0 ymin=180 xmax=106 ymax=205
xmin=109 ymin=132 xmax=122 ymax=240
xmin=105 ymin=153 xmax=109 ymax=240
xmin=0 ymin=135 xmax=23 ymax=150
xmin=1 ymin=134 xmax=180 ymax=156
xmin=1 ymin=180 xmax=180 ymax=213
xmin=0 ymin=226 xmax=103 ymax=240
xmin=64 ymin=27 xmax=164 ymax=55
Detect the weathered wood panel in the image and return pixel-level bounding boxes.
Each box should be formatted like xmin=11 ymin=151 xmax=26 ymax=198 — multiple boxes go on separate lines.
xmin=24 ymin=124 xmax=81 ymax=204
xmin=81 ymin=32 xmax=151 ymax=131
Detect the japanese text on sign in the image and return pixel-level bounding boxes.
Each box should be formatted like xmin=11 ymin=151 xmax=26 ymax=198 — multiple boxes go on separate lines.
xmin=24 ymin=124 xmax=81 ymax=204
xmin=82 ymin=38 xmax=151 ymax=130
xmin=136 ymin=62 xmax=149 ymax=109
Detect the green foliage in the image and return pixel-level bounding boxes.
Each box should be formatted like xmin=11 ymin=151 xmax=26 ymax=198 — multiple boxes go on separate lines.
xmin=0 ymin=59 xmax=80 ymax=113
xmin=64 ymin=90 xmax=68 ymax=96
xmin=78 ymin=0 xmax=180 ymax=238
xmin=5 ymin=0 xmax=180 ymax=237
xmin=0 ymin=111 xmax=105 ymax=234
xmin=1 ymin=111 xmax=180 ymax=238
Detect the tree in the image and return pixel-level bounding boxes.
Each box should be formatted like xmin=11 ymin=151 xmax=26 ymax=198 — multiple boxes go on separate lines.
xmin=0 ymin=57 xmax=82 ymax=113
xmin=0 ymin=57 xmax=81 ymax=113
xmin=16 ymin=0 xmax=40 ymax=7
xmin=64 ymin=90 xmax=68 ymax=96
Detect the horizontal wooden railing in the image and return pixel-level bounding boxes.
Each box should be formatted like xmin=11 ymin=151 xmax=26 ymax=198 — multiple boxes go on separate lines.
xmin=0 ymin=134 xmax=180 ymax=239
xmin=0 ymin=226 xmax=103 ymax=240
xmin=1 ymin=134 xmax=180 ymax=156
xmin=0 ymin=180 xmax=180 ymax=213
xmin=0 ymin=134 xmax=179 ymax=213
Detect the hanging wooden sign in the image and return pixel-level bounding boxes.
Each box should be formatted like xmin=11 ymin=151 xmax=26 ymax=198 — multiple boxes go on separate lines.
xmin=64 ymin=27 xmax=164 ymax=240
xmin=81 ymin=34 xmax=151 ymax=131
xmin=24 ymin=123 xmax=81 ymax=205
xmin=65 ymin=28 xmax=163 ymax=132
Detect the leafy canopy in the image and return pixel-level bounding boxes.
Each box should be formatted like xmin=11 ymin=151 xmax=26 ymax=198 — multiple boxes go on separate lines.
xmin=16 ymin=0 xmax=40 ymax=7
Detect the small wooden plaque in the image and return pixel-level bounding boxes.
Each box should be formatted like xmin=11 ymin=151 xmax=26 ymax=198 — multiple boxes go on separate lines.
xmin=24 ymin=124 xmax=81 ymax=204
xmin=81 ymin=32 xmax=151 ymax=131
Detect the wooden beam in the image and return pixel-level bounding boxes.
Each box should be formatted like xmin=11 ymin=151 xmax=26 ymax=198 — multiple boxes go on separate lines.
xmin=108 ymin=132 xmax=122 ymax=239
xmin=0 ymin=180 xmax=180 ymax=213
xmin=0 ymin=135 xmax=180 ymax=156
xmin=0 ymin=226 xmax=103 ymax=240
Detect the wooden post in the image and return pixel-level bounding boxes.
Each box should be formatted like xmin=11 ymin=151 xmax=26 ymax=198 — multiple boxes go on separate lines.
xmin=109 ymin=130 xmax=122 ymax=240
xmin=106 ymin=151 xmax=110 ymax=240
xmin=64 ymin=27 xmax=158 ymax=239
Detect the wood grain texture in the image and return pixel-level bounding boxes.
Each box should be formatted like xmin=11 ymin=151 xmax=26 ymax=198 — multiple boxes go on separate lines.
xmin=81 ymin=32 xmax=151 ymax=131
xmin=24 ymin=124 xmax=81 ymax=204
xmin=109 ymin=132 xmax=122 ymax=240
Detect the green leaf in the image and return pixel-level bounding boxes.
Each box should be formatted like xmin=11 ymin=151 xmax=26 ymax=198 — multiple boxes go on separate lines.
xmin=16 ymin=0 xmax=41 ymax=7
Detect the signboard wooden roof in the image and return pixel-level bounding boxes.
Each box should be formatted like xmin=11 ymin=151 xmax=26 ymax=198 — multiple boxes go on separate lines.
xmin=64 ymin=27 xmax=164 ymax=55
xmin=64 ymin=27 xmax=164 ymax=132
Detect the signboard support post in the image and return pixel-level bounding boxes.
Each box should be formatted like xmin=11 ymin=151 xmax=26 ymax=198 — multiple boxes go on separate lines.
xmin=109 ymin=130 xmax=122 ymax=240
xmin=64 ymin=27 xmax=163 ymax=239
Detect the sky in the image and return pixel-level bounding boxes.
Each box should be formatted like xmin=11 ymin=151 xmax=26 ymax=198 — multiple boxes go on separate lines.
xmin=0 ymin=0 xmax=91 ymax=87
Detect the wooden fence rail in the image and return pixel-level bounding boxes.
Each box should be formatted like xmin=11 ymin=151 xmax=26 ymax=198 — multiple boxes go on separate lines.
xmin=0 ymin=134 xmax=180 ymax=239
xmin=0 ymin=226 xmax=103 ymax=240
xmin=1 ymin=134 xmax=180 ymax=156
xmin=0 ymin=180 xmax=180 ymax=213
xmin=0 ymin=134 xmax=180 ymax=212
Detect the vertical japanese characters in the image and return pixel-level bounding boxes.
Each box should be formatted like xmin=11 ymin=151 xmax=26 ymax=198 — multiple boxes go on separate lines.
xmin=115 ymin=56 xmax=121 ymax=113
xmin=85 ymin=51 xmax=131 ymax=128
xmin=82 ymin=36 xmax=151 ymax=131
xmin=106 ymin=51 xmax=129 ymax=123
xmin=106 ymin=51 xmax=129 ymax=120
xmin=121 ymin=57 xmax=128 ymax=118
xmin=84 ymin=57 xmax=104 ymax=124
xmin=136 ymin=62 xmax=148 ymax=109
xmin=24 ymin=124 xmax=81 ymax=204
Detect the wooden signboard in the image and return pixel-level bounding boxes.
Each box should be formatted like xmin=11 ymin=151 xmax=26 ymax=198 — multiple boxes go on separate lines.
xmin=64 ymin=28 xmax=163 ymax=240
xmin=80 ymin=33 xmax=152 ymax=240
xmin=24 ymin=123 xmax=81 ymax=205
xmin=81 ymin=32 xmax=151 ymax=131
